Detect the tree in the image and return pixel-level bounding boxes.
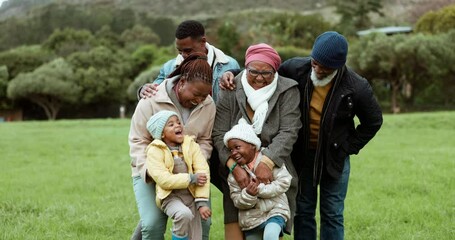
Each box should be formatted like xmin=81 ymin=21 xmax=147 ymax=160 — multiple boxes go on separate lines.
xmin=438 ymin=30 xmax=455 ymax=106
xmin=415 ymin=4 xmax=455 ymax=34
xmin=402 ymin=30 xmax=455 ymax=107
xmin=137 ymin=15 xmax=176 ymax=46
xmin=120 ymin=25 xmax=161 ymax=52
xmin=349 ymin=33 xmax=406 ymax=113
xmin=217 ymin=21 xmax=240 ymax=56
xmin=408 ymin=0 xmax=454 ymax=23
xmin=110 ymin=8 xmax=136 ymax=34
xmin=95 ymin=25 xmax=124 ymax=49
xmin=331 ymin=0 xmax=384 ymax=32
xmin=43 ymin=28 xmax=97 ymax=57
xmin=256 ymin=13 xmax=332 ymax=49
xmin=7 ymin=58 xmax=81 ymax=120
xmin=0 ymin=66 xmax=8 ymax=95
xmin=350 ymin=31 xmax=455 ymax=112
xmin=67 ymin=46 xmax=133 ymax=104
xmin=0 ymin=45 xmax=54 ymax=79
xmin=0 ymin=45 xmax=54 ymax=110
xmin=0 ymin=65 xmax=10 ymax=109
xmin=131 ymin=44 xmax=160 ymax=75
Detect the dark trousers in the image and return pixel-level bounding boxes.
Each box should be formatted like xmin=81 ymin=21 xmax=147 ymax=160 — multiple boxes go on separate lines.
xmin=294 ymin=151 xmax=350 ymax=240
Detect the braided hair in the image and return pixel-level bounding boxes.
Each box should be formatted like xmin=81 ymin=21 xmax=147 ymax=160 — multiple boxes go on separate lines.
xmin=168 ymin=52 xmax=212 ymax=85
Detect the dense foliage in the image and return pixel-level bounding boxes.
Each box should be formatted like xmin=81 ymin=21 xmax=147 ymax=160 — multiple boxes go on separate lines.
xmin=7 ymin=58 xmax=80 ymax=120
xmin=415 ymin=4 xmax=455 ymax=33
xmin=0 ymin=0 xmax=453 ymax=119
xmin=349 ymin=30 xmax=455 ymax=113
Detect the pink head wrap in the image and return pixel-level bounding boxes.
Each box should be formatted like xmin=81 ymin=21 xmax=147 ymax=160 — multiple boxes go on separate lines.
xmin=245 ymin=43 xmax=281 ymax=71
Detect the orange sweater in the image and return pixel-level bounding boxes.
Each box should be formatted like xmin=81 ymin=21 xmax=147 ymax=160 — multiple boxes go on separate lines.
xmin=309 ymin=82 xmax=333 ymax=149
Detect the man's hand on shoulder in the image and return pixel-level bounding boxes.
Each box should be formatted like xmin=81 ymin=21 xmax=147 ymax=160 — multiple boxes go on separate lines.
xmin=140 ymin=83 xmax=159 ymax=99
xmin=219 ymin=71 xmax=236 ymax=91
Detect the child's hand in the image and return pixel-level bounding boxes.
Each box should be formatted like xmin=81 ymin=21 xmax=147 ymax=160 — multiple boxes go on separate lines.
xmin=246 ymin=177 xmax=259 ymax=196
xmin=195 ymin=173 xmax=207 ymax=186
xmin=198 ymin=206 xmax=211 ymax=220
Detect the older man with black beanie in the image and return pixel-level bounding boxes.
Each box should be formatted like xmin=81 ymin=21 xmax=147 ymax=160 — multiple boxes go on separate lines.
xmin=278 ymin=31 xmax=383 ymax=240
xmin=220 ymin=31 xmax=383 ymax=240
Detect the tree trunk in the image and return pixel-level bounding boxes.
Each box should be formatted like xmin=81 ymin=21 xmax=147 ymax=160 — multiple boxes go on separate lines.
xmin=30 ymin=95 xmax=61 ymax=120
xmin=391 ymin=81 xmax=400 ymax=114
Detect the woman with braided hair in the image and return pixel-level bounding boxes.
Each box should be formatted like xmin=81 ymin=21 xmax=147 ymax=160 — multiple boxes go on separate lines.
xmin=129 ymin=52 xmax=216 ymax=240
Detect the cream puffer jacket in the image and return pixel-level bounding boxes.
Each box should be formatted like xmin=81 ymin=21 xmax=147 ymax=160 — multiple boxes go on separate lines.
xmin=228 ymin=153 xmax=292 ymax=231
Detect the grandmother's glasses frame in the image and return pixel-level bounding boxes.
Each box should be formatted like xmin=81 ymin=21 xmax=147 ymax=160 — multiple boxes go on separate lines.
xmin=246 ymin=68 xmax=275 ymax=79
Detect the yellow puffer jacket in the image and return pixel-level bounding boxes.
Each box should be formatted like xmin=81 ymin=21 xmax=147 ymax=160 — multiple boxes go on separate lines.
xmin=146 ymin=135 xmax=210 ymax=208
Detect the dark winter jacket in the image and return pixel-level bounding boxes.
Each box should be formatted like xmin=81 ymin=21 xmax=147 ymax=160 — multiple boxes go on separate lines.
xmin=278 ymin=57 xmax=383 ymax=185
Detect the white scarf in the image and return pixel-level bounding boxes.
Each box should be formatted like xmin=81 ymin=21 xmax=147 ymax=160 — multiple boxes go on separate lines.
xmin=241 ymin=71 xmax=278 ymax=134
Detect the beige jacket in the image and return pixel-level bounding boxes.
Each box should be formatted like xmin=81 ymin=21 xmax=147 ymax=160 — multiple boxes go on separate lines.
xmin=129 ymin=79 xmax=216 ymax=183
xmin=146 ymin=135 xmax=210 ymax=208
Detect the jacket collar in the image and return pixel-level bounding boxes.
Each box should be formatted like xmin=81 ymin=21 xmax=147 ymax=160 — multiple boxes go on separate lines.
xmin=173 ymin=42 xmax=230 ymax=67
xmin=150 ymin=135 xmax=195 ymax=151
xmin=153 ymin=78 xmax=175 ymax=104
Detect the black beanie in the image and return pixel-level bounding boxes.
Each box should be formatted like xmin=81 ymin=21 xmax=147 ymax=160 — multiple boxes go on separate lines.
xmin=311 ymin=31 xmax=348 ymax=69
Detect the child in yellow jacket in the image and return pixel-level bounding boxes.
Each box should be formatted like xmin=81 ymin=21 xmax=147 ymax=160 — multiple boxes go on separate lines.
xmin=146 ymin=110 xmax=211 ymax=240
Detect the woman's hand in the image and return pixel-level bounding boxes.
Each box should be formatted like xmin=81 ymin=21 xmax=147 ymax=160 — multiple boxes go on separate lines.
xmin=255 ymin=162 xmax=273 ymax=184
xmin=198 ymin=206 xmax=212 ymax=220
xmin=219 ymin=71 xmax=236 ymax=90
xmin=232 ymin=165 xmax=250 ymax=189
xmin=139 ymin=83 xmax=159 ymax=99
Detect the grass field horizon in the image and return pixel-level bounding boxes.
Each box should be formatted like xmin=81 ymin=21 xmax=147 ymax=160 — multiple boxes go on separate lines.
xmin=1 ymin=111 xmax=454 ymax=239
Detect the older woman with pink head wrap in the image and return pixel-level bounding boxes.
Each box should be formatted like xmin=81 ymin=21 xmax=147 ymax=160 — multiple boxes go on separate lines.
xmin=212 ymin=43 xmax=301 ymax=239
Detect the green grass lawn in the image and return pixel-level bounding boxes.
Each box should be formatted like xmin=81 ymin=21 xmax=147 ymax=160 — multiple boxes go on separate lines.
xmin=0 ymin=112 xmax=454 ymax=239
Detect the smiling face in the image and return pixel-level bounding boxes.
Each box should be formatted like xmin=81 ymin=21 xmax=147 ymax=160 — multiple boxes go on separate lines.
xmin=227 ymin=138 xmax=257 ymax=165
xmin=310 ymin=59 xmax=336 ymax=80
xmin=161 ymin=115 xmax=184 ymax=147
xmin=177 ymin=79 xmax=212 ymax=108
xmin=175 ymin=36 xmax=207 ymax=59
xmin=245 ymin=61 xmax=276 ymax=90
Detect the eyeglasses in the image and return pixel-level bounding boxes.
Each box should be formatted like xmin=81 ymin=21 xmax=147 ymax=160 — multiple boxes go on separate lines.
xmin=247 ymin=68 xmax=275 ymax=79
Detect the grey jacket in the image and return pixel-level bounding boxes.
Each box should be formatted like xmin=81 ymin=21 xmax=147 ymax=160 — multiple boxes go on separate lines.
xmin=212 ymin=71 xmax=301 ymax=233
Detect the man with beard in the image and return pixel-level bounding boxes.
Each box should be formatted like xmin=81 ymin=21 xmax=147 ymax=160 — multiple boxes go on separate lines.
xmin=220 ymin=31 xmax=383 ymax=239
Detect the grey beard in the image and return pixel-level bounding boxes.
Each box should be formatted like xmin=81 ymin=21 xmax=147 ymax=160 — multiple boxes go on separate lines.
xmin=311 ymin=69 xmax=338 ymax=87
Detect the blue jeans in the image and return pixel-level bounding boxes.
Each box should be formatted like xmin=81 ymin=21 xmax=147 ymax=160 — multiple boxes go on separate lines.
xmin=294 ymin=155 xmax=350 ymax=240
xmin=132 ymin=176 xmax=211 ymax=240
xmin=244 ymin=216 xmax=285 ymax=240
